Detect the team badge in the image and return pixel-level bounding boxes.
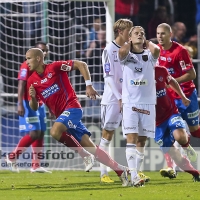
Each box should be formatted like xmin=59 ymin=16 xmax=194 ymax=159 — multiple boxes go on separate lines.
xmin=167 ymin=57 xmax=172 ymax=62
xmin=48 ymin=73 xmax=52 ymax=78
xmin=142 ymin=55 xmax=148 ymax=61
xmin=104 ymin=63 xmax=110 ymax=73
xmin=158 ymin=76 xmax=163 ymax=82
xmin=61 ymin=64 xmax=71 ymax=71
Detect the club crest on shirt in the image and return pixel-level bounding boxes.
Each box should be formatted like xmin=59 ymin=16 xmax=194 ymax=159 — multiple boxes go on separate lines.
xmin=142 ymin=55 xmax=148 ymax=61
xmin=60 ymin=64 xmax=71 ymax=71
xmin=48 ymin=73 xmax=52 ymax=78
xmin=104 ymin=63 xmax=110 ymax=73
xmin=158 ymin=76 xmax=163 ymax=82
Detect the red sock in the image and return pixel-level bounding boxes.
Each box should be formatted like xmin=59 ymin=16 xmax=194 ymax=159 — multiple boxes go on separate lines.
xmin=95 ymin=146 xmax=123 ymax=176
xmin=59 ymin=132 xmax=89 ymax=158
xmin=191 ymin=127 xmax=200 ymax=138
xmin=181 ymin=136 xmax=190 ymax=147
xmin=164 ymin=153 xmax=173 ymax=168
xmin=9 ymin=134 xmax=34 ymax=160
xmin=175 ymin=157 xmax=199 ymax=176
xmin=31 ymin=138 xmax=43 ymax=169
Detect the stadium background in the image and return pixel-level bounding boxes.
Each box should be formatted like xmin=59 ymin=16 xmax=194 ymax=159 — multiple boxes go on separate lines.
xmin=0 ymin=0 xmax=200 ymax=171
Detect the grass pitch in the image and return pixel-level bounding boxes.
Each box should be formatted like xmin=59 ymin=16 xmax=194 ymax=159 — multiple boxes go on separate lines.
xmin=0 ymin=170 xmax=199 ymax=200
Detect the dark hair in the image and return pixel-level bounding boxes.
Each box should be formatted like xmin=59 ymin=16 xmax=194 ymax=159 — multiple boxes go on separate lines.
xmin=34 ymin=41 xmax=48 ymax=47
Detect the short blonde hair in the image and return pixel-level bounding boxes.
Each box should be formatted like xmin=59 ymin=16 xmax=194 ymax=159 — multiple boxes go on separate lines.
xmin=157 ymin=23 xmax=172 ymax=33
xmin=113 ymin=19 xmax=133 ymax=39
xmin=129 ymin=26 xmax=145 ymax=37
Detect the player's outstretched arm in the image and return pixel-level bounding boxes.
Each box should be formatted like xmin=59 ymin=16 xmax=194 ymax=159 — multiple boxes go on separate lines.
xmin=169 ymin=77 xmax=191 ymax=107
xmin=29 ymin=84 xmax=39 ymax=111
xmin=72 ymin=60 xmax=99 ymax=99
xmin=18 ymin=80 xmax=26 ymax=116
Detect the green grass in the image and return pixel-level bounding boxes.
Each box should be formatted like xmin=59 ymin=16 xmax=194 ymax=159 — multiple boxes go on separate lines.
xmin=0 ymin=171 xmax=199 ymax=200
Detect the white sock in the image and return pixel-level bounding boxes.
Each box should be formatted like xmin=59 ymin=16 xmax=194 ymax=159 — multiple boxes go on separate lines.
xmin=136 ymin=149 xmax=144 ymax=172
xmin=126 ymin=143 xmax=137 ymax=182
xmin=99 ymin=138 xmax=110 ymax=177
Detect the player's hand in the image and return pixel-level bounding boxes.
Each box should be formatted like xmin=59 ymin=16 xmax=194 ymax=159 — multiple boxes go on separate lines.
xmin=18 ymin=103 xmax=25 ymax=117
xmin=182 ymin=97 xmax=191 ymax=107
xmin=29 ymin=84 xmax=36 ymax=98
xmin=86 ymin=85 xmax=100 ymax=100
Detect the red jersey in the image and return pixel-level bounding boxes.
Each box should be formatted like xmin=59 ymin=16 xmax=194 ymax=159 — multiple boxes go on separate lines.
xmin=18 ymin=61 xmax=33 ymax=100
xmin=27 ymin=60 xmax=81 ymax=118
xmin=155 ymin=66 xmax=179 ymax=126
xmin=157 ymin=42 xmax=195 ymax=99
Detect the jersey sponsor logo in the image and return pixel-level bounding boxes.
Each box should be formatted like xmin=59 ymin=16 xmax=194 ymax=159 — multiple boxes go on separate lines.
xmin=167 ymin=57 xmax=172 ymax=62
xmin=156 ymin=139 xmax=163 ymax=146
xmin=142 ymin=55 xmax=148 ymax=61
xmin=179 ymin=60 xmax=186 ymax=70
xmin=132 ymin=107 xmax=150 ymax=115
xmin=167 ymin=68 xmax=174 ymax=74
xmin=41 ymin=78 xmax=47 ymax=84
xmin=41 ymin=84 xmax=60 ymax=99
xmin=25 ymin=116 xmax=39 ymax=123
xmin=130 ymin=79 xmax=147 ymax=86
xmin=20 ymin=68 xmax=27 ymax=78
xmin=134 ymin=67 xmax=142 ymax=72
xmin=104 ymin=63 xmax=110 ymax=73
xmin=187 ymin=110 xmax=199 ymax=119
xmin=156 ymin=88 xmax=166 ymax=97
xmin=171 ymin=116 xmax=182 ymax=124
xmin=60 ymin=64 xmax=72 ymax=71
xmin=160 ymin=56 xmax=166 ymax=61
xmin=19 ymin=125 xmax=26 ymax=130
xmin=61 ymin=111 xmax=70 ymax=117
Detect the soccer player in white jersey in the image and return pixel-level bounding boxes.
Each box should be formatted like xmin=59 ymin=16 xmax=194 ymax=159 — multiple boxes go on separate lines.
xmin=100 ymin=19 xmax=133 ymax=183
xmin=118 ymin=26 xmax=160 ymax=187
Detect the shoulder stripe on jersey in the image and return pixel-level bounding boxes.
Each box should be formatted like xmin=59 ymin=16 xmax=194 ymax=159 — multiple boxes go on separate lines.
xmin=112 ymin=41 xmax=120 ymax=48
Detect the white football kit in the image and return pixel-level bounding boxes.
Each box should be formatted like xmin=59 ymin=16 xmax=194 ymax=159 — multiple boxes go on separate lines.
xmin=101 ymin=41 xmax=123 ymax=130
xmin=120 ymin=49 xmax=157 ymax=138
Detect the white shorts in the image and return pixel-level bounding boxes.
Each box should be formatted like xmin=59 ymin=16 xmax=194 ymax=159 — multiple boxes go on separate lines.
xmin=122 ymin=104 xmax=155 ymax=138
xmin=101 ymin=104 xmax=122 ymax=131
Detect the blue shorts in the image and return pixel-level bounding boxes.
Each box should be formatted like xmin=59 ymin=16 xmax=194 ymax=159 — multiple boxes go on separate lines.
xmin=19 ymin=100 xmax=47 ymax=133
xmin=175 ymin=89 xmax=199 ymax=126
xmin=56 ymin=108 xmax=91 ymax=142
xmin=155 ymin=113 xmax=185 ymax=153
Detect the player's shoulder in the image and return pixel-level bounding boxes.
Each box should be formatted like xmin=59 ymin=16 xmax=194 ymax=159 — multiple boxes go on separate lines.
xmin=155 ymin=65 xmax=168 ymax=73
xmin=105 ymin=41 xmax=120 ymax=51
xmin=20 ymin=61 xmax=29 ymax=69
xmin=172 ymin=41 xmax=186 ymax=51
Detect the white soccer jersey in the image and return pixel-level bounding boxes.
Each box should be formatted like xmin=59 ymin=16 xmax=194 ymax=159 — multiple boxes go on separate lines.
xmin=101 ymin=41 xmax=123 ymax=105
xmin=121 ymin=49 xmax=157 ymax=104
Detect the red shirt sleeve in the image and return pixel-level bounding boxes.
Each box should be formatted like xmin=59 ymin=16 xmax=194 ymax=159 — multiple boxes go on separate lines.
xmin=18 ymin=61 xmax=30 ymax=81
xmin=177 ymin=48 xmax=193 ymax=72
xmin=51 ymin=60 xmax=74 ymax=73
